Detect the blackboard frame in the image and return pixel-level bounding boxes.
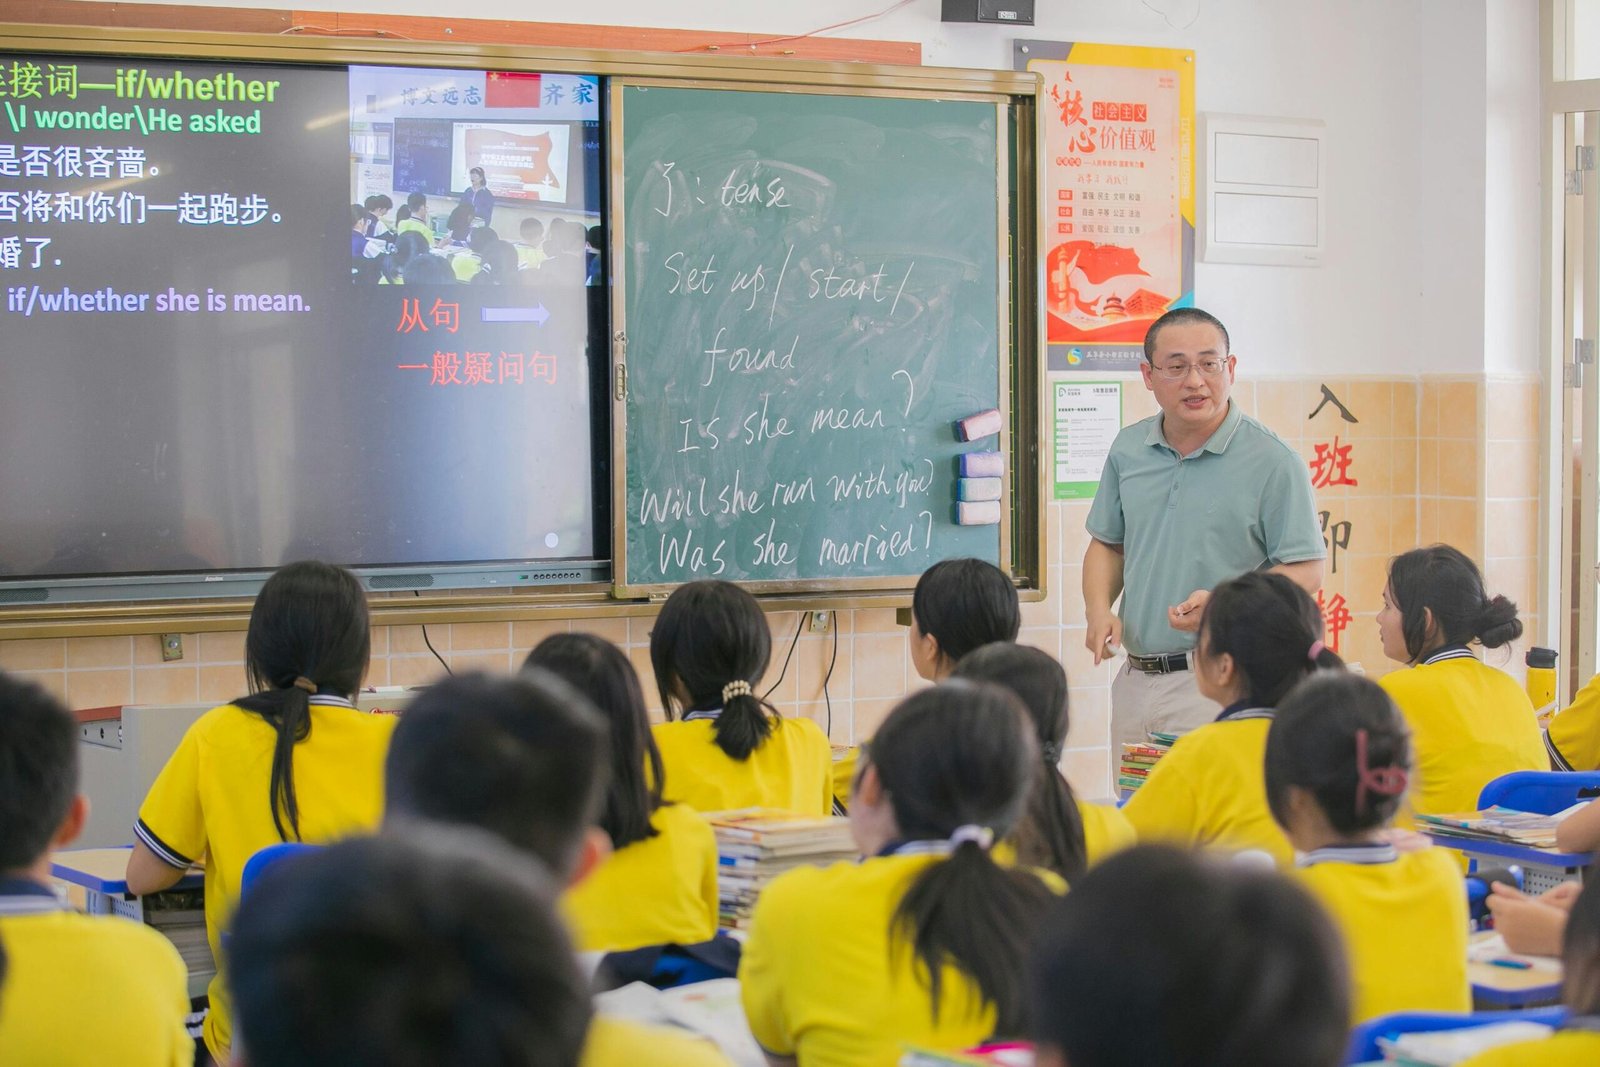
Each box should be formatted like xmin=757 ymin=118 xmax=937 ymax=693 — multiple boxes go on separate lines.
xmin=0 ymin=22 xmax=1047 ymax=638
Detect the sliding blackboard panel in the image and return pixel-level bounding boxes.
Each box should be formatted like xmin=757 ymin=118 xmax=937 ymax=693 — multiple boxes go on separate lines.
xmin=616 ymin=84 xmax=1006 ymax=593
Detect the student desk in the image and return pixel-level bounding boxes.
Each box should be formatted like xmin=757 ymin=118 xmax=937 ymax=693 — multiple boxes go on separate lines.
xmin=1423 ymin=834 xmax=1595 ymax=894
xmin=1468 ymin=931 xmax=1564 ymax=1009
xmin=51 ymin=846 xmax=212 ymax=999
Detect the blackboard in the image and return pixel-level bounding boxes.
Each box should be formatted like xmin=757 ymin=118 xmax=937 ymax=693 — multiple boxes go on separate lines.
xmin=615 ymin=84 xmax=1008 ymax=593
xmin=391 ymin=117 xmax=454 ymax=198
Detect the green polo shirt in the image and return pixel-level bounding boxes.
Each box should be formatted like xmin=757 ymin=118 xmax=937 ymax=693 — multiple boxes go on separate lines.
xmin=1085 ymin=400 xmax=1324 ymax=657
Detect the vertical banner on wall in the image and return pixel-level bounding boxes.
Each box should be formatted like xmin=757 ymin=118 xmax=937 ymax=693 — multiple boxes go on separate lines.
xmin=1015 ymin=41 xmax=1195 ymax=373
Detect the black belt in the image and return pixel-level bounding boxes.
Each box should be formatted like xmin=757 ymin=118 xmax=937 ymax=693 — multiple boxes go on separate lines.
xmin=1128 ymin=652 xmax=1189 ymax=674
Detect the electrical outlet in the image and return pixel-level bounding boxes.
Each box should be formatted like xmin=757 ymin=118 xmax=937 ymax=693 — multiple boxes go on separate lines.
xmin=809 ymin=610 xmax=830 ymax=634
xmin=159 ymin=633 xmax=184 ymax=662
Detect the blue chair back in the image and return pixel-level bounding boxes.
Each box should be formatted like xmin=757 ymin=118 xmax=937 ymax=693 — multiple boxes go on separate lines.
xmin=1346 ymin=1007 xmax=1569 ymax=1064
xmin=1478 ymin=770 xmax=1600 ymax=815
xmin=240 ymin=842 xmax=322 ymax=899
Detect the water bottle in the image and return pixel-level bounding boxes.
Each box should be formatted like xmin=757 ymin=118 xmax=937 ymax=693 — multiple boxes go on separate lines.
xmin=1526 ymin=647 xmax=1558 ymax=727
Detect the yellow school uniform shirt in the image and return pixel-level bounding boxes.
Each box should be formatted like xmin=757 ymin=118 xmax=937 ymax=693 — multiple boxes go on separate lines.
xmin=1079 ymin=797 xmax=1137 ymax=865
xmin=1547 ymin=670 xmax=1600 ymax=771
xmin=562 ymin=801 xmax=719 ymax=952
xmin=1458 ymin=1031 xmax=1600 ymax=1066
xmin=396 ymin=217 xmax=431 ymax=240
xmin=136 ymin=697 xmax=396 ymax=1061
xmin=740 ymin=852 xmax=1062 ymax=1067
xmin=653 ymin=714 xmax=832 ymax=815
xmin=517 ymin=243 xmax=549 ymax=269
xmin=1295 ymin=843 xmax=1469 ymax=1023
xmin=1379 ymin=648 xmax=1547 ymax=818
xmin=1121 ymin=707 xmax=1294 ymax=868
xmin=581 ymin=1016 xmax=733 ymax=1066
xmin=0 ymin=882 xmax=192 ymax=1065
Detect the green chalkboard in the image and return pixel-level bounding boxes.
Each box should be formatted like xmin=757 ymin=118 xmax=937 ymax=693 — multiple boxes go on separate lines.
xmin=615 ymin=83 xmax=1008 ymax=593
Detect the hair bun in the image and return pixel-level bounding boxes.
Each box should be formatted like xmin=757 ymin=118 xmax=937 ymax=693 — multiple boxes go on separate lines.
xmin=1476 ymin=594 xmax=1523 ymax=649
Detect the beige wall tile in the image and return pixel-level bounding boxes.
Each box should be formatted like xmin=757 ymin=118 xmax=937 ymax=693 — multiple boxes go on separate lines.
xmin=627 ymin=645 xmax=662 ymax=711
xmin=851 ymin=634 xmax=911 ymax=700
xmin=1487 ymin=499 xmax=1540 ymax=560
xmin=0 ymin=638 xmax=65 ymax=671
xmin=1437 ymin=444 xmax=1481 ymax=500
xmin=66 ymin=636 xmax=133 ymax=670
xmin=198 ymin=666 xmax=243 ymax=704
xmin=1486 ymin=382 xmax=1540 ymax=441
xmin=1393 ymin=381 xmax=1419 ymax=438
xmin=1418 ymin=439 xmax=1441 ymax=497
xmin=390 ymin=625 xmax=443 ymax=656
xmin=198 ymin=630 xmax=247 ymax=664
xmin=65 ymin=669 xmax=133 ymax=710
xmin=1419 ymin=380 xmax=1441 ymax=440
xmin=1065 ymin=686 xmax=1110 ymax=750
xmin=1437 ymin=382 xmax=1481 ymax=441
xmin=363 ymin=658 xmax=391 ymax=688
xmin=1344 ymin=380 xmax=1393 ymax=439
xmin=449 ymin=651 xmax=513 ymax=675
xmin=390 ymin=655 xmax=450 ymax=688
xmin=511 ymin=619 xmax=571 ymax=652
xmin=1344 ymin=556 xmax=1391 ymax=616
xmin=759 ymin=642 xmax=802 ymax=708
xmin=18 ymin=671 xmax=68 ymax=702
xmin=451 ymin=622 xmax=511 ymax=652
xmin=853 ymin=608 xmax=902 ymax=634
xmin=1419 ymin=498 xmax=1440 ymax=544
xmin=1341 ymin=498 xmax=1393 ymax=555
xmin=1485 ymin=437 xmax=1541 ymax=500
xmin=1392 ymin=439 xmax=1419 ymax=497
xmin=796 ymin=634 xmax=851 ymax=704
xmin=849 ymin=697 xmax=902 ymax=744
xmin=1018 ymin=627 xmax=1063 ymax=660
xmin=1061 ymin=566 xmax=1086 ymax=626
xmin=1437 ymin=499 xmax=1482 ymax=557
xmin=1391 ymin=497 xmax=1419 ymax=552
xmin=134 ymin=666 xmax=199 ymax=705
xmin=1061 ymin=627 xmax=1115 ymax=689
xmin=1062 ymin=747 xmax=1113 ymax=802
xmin=1019 ymin=588 xmax=1060 ymax=629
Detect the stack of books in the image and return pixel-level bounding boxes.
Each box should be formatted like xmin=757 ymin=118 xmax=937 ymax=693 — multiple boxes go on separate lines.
xmin=706 ymin=809 xmax=856 ymax=930
xmin=1415 ymin=806 xmax=1572 ymax=850
xmin=1117 ymin=731 xmax=1180 ymax=794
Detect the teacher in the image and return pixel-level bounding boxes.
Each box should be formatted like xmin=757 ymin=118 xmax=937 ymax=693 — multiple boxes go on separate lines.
xmin=457 ymin=167 xmax=495 ymax=232
xmin=1083 ymin=307 xmax=1325 ymax=758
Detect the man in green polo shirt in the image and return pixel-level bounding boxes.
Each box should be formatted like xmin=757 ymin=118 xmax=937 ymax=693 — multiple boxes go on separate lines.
xmin=1083 ymin=307 xmax=1325 ymax=761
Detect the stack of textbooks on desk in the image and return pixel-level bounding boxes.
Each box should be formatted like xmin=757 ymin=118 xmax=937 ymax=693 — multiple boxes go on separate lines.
xmin=1414 ymin=806 xmax=1575 ymax=850
xmin=1117 ymin=731 xmax=1180 ymax=794
xmin=141 ymin=886 xmax=215 ymax=984
xmin=707 ymin=809 xmax=856 ymax=931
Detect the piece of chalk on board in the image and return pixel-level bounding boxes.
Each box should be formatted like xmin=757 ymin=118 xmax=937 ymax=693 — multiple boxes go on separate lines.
xmin=956 ymin=408 xmax=1002 ymax=442
xmin=958 ymin=477 xmax=1002 ymax=502
xmin=956 ymin=500 xmax=1003 ymax=526
xmin=960 ymin=451 xmax=1005 ymax=478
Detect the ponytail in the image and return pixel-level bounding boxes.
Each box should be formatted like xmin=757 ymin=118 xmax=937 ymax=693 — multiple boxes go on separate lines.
xmin=235 ymin=561 xmax=371 ymax=843
xmin=1388 ymin=545 xmax=1522 ymax=659
xmin=952 ymin=642 xmax=1087 ymax=882
xmin=872 ymin=681 xmax=1057 ymax=1036
xmin=712 ymin=680 xmax=778 ymax=762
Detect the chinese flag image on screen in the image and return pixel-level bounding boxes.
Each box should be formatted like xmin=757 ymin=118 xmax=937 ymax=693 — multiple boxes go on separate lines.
xmin=485 ymin=71 xmax=541 ymax=109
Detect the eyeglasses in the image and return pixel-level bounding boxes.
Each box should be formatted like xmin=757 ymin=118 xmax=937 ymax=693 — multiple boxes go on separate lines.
xmin=1153 ymin=358 xmax=1229 ymax=381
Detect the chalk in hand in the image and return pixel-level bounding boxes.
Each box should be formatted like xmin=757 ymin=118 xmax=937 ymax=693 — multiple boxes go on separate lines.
xmin=956 ymin=500 xmax=1002 ymax=526
xmin=959 ymin=450 xmax=1005 ymax=478
xmin=957 ymin=477 xmax=1002 ymax=502
xmin=956 ymin=408 xmax=1002 ymax=442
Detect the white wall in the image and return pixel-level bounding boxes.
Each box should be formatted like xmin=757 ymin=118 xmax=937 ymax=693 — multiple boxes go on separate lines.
xmin=152 ymin=0 xmax=1541 ymax=378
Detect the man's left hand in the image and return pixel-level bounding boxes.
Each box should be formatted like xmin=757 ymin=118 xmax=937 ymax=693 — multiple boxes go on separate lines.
xmin=1168 ymin=589 xmax=1210 ymax=632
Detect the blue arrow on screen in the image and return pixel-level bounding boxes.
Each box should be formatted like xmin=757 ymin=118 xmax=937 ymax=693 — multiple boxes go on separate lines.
xmin=481 ymin=304 xmax=550 ymax=325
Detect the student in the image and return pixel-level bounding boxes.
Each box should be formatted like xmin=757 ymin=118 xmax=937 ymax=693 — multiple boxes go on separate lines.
xmin=1545 ymin=671 xmax=1600 ymax=771
xmin=383 ymin=671 xmax=732 ymax=1067
xmin=517 ymin=216 xmax=549 ymax=269
xmin=523 ymin=633 xmax=719 ymax=953
xmin=1265 ymin=672 xmax=1469 ymax=1022
xmin=402 ymin=252 xmax=457 ymax=285
xmin=395 ymin=192 xmax=431 ymax=239
xmin=1484 ymin=800 xmax=1600 ymax=955
xmin=229 ymin=830 xmax=590 ymax=1067
xmin=1122 ymin=571 xmax=1340 ymax=867
xmin=440 ymin=202 xmax=476 ymax=250
xmin=1459 ymin=877 xmax=1600 ymax=1066
xmin=380 ymin=230 xmax=431 ymax=285
xmin=649 ymin=580 xmax=832 ymax=815
xmin=1029 ymin=845 xmax=1350 ymax=1067
xmin=0 ymin=671 xmax=192 ymax=1065
xmin=952 ymin=642 xmax=1134 ymax=879
xmin=740 ymin=680 xmax=1061 ymax=1066
xmin=472 ymin=239 xmax=522 ymax=286
xmin=1376 ymin=545 xmax=1545 ymax=819
xmin=126 ymin=560 xmax=397 ymax=1064
xmin=909 ymin=557 xmax=1021 ymax=682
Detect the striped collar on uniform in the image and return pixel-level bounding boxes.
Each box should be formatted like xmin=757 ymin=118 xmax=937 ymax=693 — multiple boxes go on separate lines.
xmin=0 ymin=876 xmax=65 ymax=915
xmin=1216 ymin=702 xmax=1275 ymax=723
xmin=682 ymin=707 xmax=722 ymax=723
xmin=1420 ymin=645 xmax=1476 ymax=666
xmin=309 ymin=694 xmax=357 ymax=708
xmin=1296 ymin=841 xmax=1399 ymax=868
xmin=878 ymin=839 xmax=955 ymax=859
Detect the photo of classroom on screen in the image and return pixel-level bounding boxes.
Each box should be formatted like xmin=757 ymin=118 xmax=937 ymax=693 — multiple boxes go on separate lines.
xmin=345 ymin=64 xmax=603 ymax=287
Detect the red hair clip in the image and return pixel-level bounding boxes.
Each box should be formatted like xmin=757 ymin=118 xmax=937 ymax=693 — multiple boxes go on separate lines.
xmin=1354 ymin=727 xmax=1408 ymax=815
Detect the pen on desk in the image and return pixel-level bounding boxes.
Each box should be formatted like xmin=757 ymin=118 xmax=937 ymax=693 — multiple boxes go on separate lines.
xmin=1487 ymin=958 xmax=1533 ymax=970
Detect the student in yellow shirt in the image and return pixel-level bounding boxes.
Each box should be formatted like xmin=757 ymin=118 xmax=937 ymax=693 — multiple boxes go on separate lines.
xmin=953 ymin=642 xmax=1135 ymax=879
xmin=0 ymin=671 xmax=192 ymax=1066
xmin=650 ymin=580 xmax=832 ymax=815
xmin=1483 ymin=800 xmax=1600 ymax=954
xmin=1265 ymin=671 xmax=1469 ymax=1022
xmin=524 ymin=633 xmax=719 ymax=952
xmin=1459 ymin=876 xmax=1600 ymax=1067
xmin=1546 ymin=670 xmax=1600 ymax=771
xmin=126 ymin=560 xmax=397 ymax=1065
xmin=517 ymin=216 xmax=550 ymax=269
xmin=908 ymin=557 xmax=1021 ymax=682
xmin=1122 ymin=571 xmax=1341 ymax=867
xmin=1028 ymin=845 xmax=1351 ymax=1067
xmin=1376 ymin=545 xmax=1546 ymax=819
xmin=740 ymin=680 xmax=1061 ymax=1066
xmin=394 ymin=191 xmax=431 ymax=240
xmin=383 ymin=671 xmax=732 ymax=1067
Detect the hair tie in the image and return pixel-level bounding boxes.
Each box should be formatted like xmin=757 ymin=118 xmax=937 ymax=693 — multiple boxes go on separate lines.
xmin=1308 ymin=640 xmax=1326 ymax=662
xmin=947 ymin=825 xmax=995 ymax=850
xmin=1354 ymin=727 xmax=1408 ymax=815
xmin=1041 ymin=741 xmax=1064 ymax=764
xmin=721 ymin=679 xmax=752 ymax=704
xmin=291 ymin=676 xmax=317 ymax=694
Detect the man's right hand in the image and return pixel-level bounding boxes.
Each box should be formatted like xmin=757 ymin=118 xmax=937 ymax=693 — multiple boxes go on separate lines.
xmin=1086 ymin=612 xmax=1123 ymax=666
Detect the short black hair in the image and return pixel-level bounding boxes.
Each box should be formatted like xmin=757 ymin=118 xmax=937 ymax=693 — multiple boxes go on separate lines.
xmin=0 ymin=671 xmax=78 ymax=870
xmin=911 ymin=558 xmax=1021 ymax=666
xmin=1265 ymin=672 xmax=1411 ymax=835
xmin=1143 ymin=306 xmax=1231 ymax=363
xmin=1031 ymin=845 xmax=1349 ymax=1067
xmin=1387 ymin=544 xmax=1522 ymax=660
xmin=229 ymin=829 xmax=591 ymax=1067
xmin=384 ymin=671 xmax=608 ymax=879
xmin=1198 ymin=571 xmax=1343 ymax=708
xmin=650 ymin=580 xmax=780 ymax=761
